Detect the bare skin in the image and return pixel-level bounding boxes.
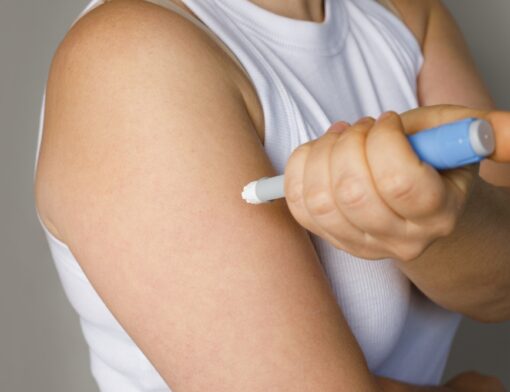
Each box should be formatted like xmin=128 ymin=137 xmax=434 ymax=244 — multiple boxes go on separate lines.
xmin=34 ymin=0 xmax=507 ymax=390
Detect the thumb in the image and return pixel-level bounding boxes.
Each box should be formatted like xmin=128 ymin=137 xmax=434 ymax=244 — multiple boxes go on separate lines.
xmin=400 ymin=104 xmax=510 ymax=163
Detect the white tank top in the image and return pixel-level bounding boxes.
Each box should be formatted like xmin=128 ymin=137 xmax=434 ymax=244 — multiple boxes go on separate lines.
xmin=34 ymin=0 xmax=463 ymax=389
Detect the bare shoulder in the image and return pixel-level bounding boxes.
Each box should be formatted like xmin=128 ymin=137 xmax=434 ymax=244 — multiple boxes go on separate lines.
xmin=33 ymin=2 xmax=378 ymax=390
xmin=389 ymin=0 xmax=437 ymax=49
xmin=48 ymin=0 xmax=246 ymax=93
xmin=35 ymin=0 xmax=256 ymax=238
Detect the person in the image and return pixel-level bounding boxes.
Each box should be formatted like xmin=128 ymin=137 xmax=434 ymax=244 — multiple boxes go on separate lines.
xmin=33 ymin=0 xmax=510 ymax=390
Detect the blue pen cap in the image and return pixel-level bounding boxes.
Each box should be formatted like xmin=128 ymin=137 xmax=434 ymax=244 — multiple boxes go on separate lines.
xmin=407 ymin=118 xmax=495 ymax=170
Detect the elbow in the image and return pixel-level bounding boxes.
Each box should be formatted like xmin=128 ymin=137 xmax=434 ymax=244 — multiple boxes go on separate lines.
xmin=373 ymin=375 xmax=410 ymax=392
xmin=468 ymin=304 xmax=510 ymax=324
xmin=465 ymin=291 xmax=510 ymax=323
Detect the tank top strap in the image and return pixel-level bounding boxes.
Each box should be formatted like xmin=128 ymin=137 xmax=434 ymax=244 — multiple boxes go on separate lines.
xmin=153 ymin=0 xmax=404 ymax=88
xmin=376 ymin=0 xmax=404 ymax=21
xmin=72 ymin=0 xmax=403 ymax=92
xmin=141 ymin=0 xmax=253 ymax=83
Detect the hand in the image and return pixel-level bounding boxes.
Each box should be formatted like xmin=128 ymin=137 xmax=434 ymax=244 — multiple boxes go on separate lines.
xmin=376 ymin=371 xmax=506 ymax=392
xmin=443 ymin=370 xmax=507 ymax=392
xmin=283 ymin=105 xmax=510 ymax=262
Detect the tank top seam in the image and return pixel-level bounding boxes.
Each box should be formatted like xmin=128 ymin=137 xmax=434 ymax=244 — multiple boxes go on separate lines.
xmin=35 ymin=0 xmax=304 ymax=247
xmin=34 ymin=0 xmax=458 ymax=387
xmin=193 ymin=0 xmax=325 ymax=156
xmin=53 ymin=244 xmax=90 ymax=281
xmin=358 ymin=0 xmax=425 ymax=74
xmin=213 ymin=0 xmax=350 ymax=56
xmin=160 ymin=0 xmax=259 ymax=86
xmin=222 ymin=14 xmax=349 ymax=56
xmin=33 ymin=0 xmax=256 ymax=252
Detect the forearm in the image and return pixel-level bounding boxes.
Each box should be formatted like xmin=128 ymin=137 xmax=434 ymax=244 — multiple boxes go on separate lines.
xmin=394 ymin=174 xmax=510 ymax=322
xmin=376 ymin=376 xmax=453 ymax=392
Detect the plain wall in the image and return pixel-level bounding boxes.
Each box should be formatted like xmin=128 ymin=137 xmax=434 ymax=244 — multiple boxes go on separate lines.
xmin=1 ymin=0 xmax=508 ymax=390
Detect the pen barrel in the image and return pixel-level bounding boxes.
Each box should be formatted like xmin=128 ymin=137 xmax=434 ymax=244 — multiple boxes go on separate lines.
xmin=407 ymin=117 xmax=494 ymax=169
xmin=254 ymin=174 xmax=285 ymax=203
xmin=242 ymin=117 xmax=495 ymax=204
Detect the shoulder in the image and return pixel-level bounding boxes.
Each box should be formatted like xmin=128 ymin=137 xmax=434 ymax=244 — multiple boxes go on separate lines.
xmin=389 ymin=0 xmax=439 ymax=49
xmin=54 ymin=0 xmax=264 ymax=131
xmin=34 ymin=0 xmax=257 ymax=239
xmin=51 ymin=0 xmax=242 ymax=83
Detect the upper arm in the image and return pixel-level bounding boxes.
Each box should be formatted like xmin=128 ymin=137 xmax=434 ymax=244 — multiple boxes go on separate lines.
xmin=396 ymin=0 xmax=510 ymax=186
xmin=35 ymin=1 xmax=379 ymax=390
xmin=416 ymin=0 xmax=495 ymax=109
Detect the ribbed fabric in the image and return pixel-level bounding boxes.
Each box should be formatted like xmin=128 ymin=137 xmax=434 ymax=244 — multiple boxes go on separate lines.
xmin=34 ymin=0 xmax=463 ymax=390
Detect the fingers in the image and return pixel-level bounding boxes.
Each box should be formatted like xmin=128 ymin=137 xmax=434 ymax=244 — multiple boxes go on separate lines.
xmin=486 ymin=110 xmax=510 ymax=162
xmin=400 ymin=104 xmax=510 ymax=163
xmin=284 ymin=121 xmax=369 ymax=251
xmin=328 ymin=117 xmax=405 ymax=239
xmin=365 ymin=112 xmax=455 ymax=228
xmin=302 ymin=119 xmax=370 ymax=249
xmin=284 ymin=123 xmax=351 ymax=246
xmin=400 ymin=104 xmax=490 ymax=134
xmin=284 ymin=108 xmax=494 ymax=259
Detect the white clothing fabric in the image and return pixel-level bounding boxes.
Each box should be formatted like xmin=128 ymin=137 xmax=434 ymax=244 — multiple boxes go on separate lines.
xmin=34 ymin=0 xmax=462 ymax=389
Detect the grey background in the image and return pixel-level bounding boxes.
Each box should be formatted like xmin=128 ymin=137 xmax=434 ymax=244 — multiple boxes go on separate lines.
xmin=1 ymin=0 xmax=508 ymax=390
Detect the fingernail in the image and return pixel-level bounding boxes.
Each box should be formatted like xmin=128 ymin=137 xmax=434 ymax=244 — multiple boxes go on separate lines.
xmin=327 ymin=121 xmax=350 ymax=133
xmin=376 ymin=111 xmax=393 ymax=124
xmin=354 ymin=116 xmax=374 ymax=125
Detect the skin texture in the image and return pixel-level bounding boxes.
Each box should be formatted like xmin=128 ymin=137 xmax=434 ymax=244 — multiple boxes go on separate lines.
xmin=283 ymin=107 xmax=510 ymax=261
xmin=284 ymin=105 xmax=510 ymax=325
xmin=33 ymin=0 xmax=507 ymax=390
xmin=284 ymin=111 xmax=475 ymax=262
xmin=390 ymin=0 xmax=510 ymax=324
xmin=34 ymin=1 xmax=381 ymax=391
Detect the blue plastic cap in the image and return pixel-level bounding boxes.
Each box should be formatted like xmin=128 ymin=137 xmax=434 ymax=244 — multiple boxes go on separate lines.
xmin=407 ymin=118 xmax=495 ymax=170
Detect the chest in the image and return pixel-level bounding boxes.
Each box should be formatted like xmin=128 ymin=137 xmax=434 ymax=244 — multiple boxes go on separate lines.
xmin=241 ymin=4 xmax=424 ymax=173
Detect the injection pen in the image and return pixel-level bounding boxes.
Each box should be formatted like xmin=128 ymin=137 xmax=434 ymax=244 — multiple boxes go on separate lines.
xmin=241 ymin=117 xmax=495 ymax=204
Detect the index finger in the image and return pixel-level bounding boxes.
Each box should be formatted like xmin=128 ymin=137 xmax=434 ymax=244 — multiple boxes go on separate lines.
xmin=400 ymin=104 xmax=510 ymax=163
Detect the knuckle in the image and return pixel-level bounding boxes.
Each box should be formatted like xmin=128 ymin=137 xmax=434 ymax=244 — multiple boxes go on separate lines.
xmin=379 ymin=173 xmax=415 ymax=201
xmin=295 ymin=144 xmax=310 ymax=158
xmin=339 ymin=240 xmax=364 ymax=256
xmin=437 ymin=214 xmax=457 ymax=237
xmin=328 ymin=237 xmax=349 ymax=251
xmin=286 ymin=181 xmax=303 ymax=203
xmin=328 ymin=121 xmax=350 ymax=133
xmin=437 ymin=104 xmax=458 ymax=118
xmin=421 ymin=187 xmax=446 ymax=213
xmin=385 ymin=110 xmax=399 ymax=120
xmin=334 ymin=176 xmax=367 ymax=206
xmin=368 ymin=218 xmax=396 ymax=236
xmin=353 ymin=116 xmax=376 ymax=129
xmin=335 ymin=125 xmax=356 ymax=143
xmin=305 ymin=186 xmax=336 ymax=216
xmin=395 ymin=242 xmax=424 ymax=262
xmin=286 ymin=184 xmax=301 ymax=203
xmin=289 ymin=143 xmax=312 ymax=162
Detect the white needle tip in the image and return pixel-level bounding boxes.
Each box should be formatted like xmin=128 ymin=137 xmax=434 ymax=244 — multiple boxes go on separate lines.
xmin=241 ymin=180 xmax=263 ymax=204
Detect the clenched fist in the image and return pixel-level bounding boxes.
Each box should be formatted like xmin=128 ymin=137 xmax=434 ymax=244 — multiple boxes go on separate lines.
xmin=283 ymin=105 xmax=510 ymax=262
